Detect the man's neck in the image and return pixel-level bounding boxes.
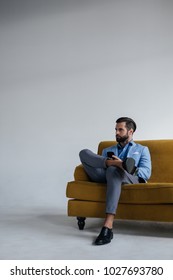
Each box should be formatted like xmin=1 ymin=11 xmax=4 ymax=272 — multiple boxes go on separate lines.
xmin=119 ymin=138 xmax=133 ymax=147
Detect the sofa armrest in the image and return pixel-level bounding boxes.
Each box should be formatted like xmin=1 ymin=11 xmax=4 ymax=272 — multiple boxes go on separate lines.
xmin=74 ymin=164 xmax=90 ymax=181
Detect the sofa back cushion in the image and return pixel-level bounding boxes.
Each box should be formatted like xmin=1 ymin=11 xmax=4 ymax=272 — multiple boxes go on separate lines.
xmin=98 ymin=139 xmax=173 ymax=183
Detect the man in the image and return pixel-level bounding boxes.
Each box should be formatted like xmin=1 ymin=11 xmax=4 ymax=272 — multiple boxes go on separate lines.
xmin=79 ymin=117 xmax=152 ymax=245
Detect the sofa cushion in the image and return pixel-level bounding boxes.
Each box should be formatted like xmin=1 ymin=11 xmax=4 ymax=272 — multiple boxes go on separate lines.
xmin=66 ymin=181 xmax=173 ymax=204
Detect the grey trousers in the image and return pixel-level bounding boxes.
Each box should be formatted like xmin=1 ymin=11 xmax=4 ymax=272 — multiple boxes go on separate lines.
xmin=79 ymin=149 xmax=139 ymax=214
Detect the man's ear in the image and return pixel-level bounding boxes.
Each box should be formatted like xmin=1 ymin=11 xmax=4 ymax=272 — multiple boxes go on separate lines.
xmin=129 ymin=128 xmax=134 ymax=135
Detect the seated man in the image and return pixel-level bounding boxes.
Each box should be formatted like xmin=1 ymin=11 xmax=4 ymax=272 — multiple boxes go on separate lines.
xmin=79 ymin=117 xmax=152 ymax=245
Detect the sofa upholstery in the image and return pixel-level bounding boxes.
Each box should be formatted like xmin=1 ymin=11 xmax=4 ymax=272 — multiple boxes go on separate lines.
xmin=66 ymin=140 xmax=173 ymax=228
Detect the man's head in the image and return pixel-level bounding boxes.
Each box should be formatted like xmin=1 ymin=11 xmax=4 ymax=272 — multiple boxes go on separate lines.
xmin=115 ymin=117 xmax=137 ymax=145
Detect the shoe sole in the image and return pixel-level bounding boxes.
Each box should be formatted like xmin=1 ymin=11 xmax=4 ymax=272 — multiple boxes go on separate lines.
xmin=123 ymin=158 xmax=136 ymax=174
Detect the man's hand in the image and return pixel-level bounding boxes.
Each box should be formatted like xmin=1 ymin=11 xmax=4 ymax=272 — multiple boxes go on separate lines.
xmin=106 ymin=155 xmax=123 ymax=169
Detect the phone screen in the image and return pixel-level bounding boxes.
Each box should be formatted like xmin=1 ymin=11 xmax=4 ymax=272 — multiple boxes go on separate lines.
xmin=107 ymin=151 xmax=114 ymax=158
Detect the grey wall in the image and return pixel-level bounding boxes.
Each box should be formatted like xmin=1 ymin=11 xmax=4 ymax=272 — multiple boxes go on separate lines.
xmin=1 ymin=0 xmax=173 ymax=211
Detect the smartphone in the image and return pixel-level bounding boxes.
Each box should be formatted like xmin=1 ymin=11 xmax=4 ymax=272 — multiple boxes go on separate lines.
xmin=107 ymin=151 xmax=114 ymax=159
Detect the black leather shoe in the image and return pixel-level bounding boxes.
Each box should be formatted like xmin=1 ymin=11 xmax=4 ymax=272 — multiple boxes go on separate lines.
xmin=122 ymin=157 xmax=136 ymax=174
xmin=94 ymin=227 xmax=113 ymax=245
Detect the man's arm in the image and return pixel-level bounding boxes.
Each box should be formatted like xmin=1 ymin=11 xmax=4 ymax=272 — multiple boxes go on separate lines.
xmin=136 ymin=146 xmax=152 ymax=181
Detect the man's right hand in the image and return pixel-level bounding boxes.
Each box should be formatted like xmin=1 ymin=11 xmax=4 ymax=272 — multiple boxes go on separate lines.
xmin=106 ymin=156 xmax=123 ymax=169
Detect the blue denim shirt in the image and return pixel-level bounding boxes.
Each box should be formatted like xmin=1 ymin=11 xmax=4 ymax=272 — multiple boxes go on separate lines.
xmin=102 ymin=141 xmax=152 ymax=181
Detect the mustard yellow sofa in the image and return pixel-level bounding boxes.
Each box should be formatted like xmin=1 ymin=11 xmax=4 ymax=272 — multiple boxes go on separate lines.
xmin=66 ymin=140 xmax=173 ymax=229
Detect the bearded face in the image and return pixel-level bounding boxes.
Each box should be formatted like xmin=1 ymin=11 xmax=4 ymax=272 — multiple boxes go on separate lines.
xmin=115 ymin=122 xmax=133 ymax=145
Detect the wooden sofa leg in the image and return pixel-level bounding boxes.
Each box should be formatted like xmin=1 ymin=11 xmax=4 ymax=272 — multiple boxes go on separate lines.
xmin=77 ymin=217 xmax=86 ymax=230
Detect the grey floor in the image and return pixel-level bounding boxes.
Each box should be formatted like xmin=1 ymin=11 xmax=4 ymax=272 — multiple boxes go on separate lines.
xmin=1 ymin=207 xmax=173 ymax=260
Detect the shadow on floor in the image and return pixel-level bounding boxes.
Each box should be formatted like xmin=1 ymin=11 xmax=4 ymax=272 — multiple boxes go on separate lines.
xmin=39 ymin=213 xmax=173 ymax=238
xmin=1 ymin=209 xmax=172 ymax=239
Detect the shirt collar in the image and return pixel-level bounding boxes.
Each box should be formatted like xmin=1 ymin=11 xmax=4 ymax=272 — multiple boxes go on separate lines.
xmin=117 ymin=140 xmax=134 ymax=149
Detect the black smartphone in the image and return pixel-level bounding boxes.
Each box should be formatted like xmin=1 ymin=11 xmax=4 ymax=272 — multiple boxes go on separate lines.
xmin=107 ymin=151 xmax=114 ymax=159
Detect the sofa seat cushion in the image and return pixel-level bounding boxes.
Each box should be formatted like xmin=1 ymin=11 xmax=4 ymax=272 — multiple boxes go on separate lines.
xmin=66 ymin=181 xmax=173 ymax=204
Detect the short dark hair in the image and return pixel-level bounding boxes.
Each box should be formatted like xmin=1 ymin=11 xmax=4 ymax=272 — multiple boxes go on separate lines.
xmin=116 ymin=117 xmax=137 ymax=132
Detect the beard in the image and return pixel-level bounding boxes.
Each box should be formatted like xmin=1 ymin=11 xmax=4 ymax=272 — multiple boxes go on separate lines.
xmin=116 ymin=134 xmax=129 ymax=143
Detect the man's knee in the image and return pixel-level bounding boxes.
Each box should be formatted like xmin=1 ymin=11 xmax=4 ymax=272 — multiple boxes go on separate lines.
xmin=79 ymin=149 xmax=90 ymax=161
